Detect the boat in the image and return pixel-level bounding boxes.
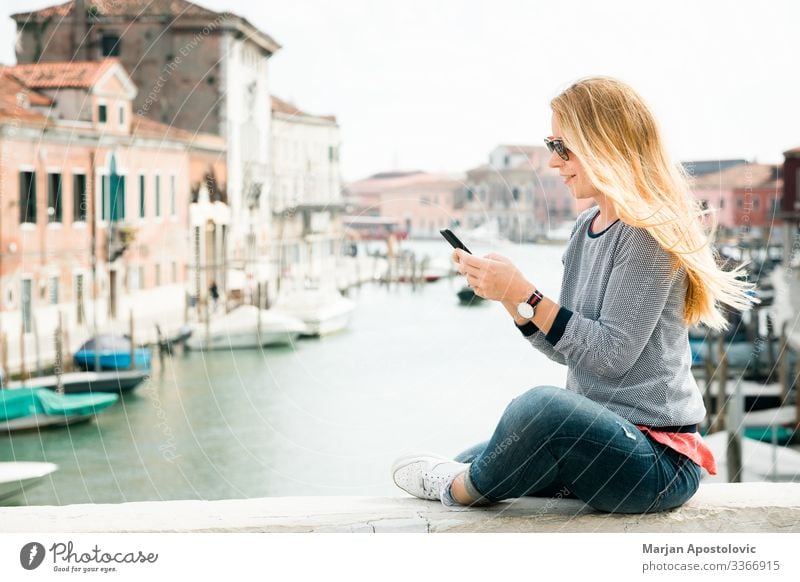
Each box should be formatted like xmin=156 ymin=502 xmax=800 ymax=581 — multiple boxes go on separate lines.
xmin=0 ymin=462 xmax=58 ymax=502
xmin=701 ymin=431 xmax=800 ymax=482
xmin=457 ymin=285 xmax=485 ymax=305
xmin=74 ymin=334 xmax=152 ymax=371
xmin=4 ymin=370 xmax=149 ymax=394
xmin=156 ymin=324 xmax=193 ymax=353
xmin=0 ymin=388 xmax=119 ymax=433
xmin=186 ymin=305 xmax=306 ymax=350
xmin=272 ymin=288 xmax=356 ymax=337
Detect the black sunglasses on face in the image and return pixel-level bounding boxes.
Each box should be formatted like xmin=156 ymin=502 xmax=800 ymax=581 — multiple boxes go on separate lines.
xmin=544 ymin=137 xmax=569 ymax=161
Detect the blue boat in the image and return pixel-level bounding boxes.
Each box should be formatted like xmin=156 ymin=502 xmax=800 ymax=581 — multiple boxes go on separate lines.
xmin=74 ymin=334 xmax=152 ymax=371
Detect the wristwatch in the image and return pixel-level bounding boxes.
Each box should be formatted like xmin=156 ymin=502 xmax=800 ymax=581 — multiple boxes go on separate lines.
xmin=516 ymin=289 xmax=543 ymax=319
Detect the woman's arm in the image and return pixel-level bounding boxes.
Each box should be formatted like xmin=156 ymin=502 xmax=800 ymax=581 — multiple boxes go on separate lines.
xmin=454 ymin=226 xmax=678 ymax=378
xmin=541 ymin=227 xmax=679 ymax=378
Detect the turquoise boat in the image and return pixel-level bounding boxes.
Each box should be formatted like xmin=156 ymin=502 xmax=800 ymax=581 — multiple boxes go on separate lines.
xmin=0 ymin=388 xmax=118 ymax=433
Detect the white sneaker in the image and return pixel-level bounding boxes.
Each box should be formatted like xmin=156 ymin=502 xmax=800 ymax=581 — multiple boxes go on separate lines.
xmin=391 ymin=452 xmax=468 ymax=503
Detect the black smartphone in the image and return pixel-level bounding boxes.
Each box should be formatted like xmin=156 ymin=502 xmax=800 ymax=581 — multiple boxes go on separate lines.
xmin=439 ymin=229 xmax=472 ymax=254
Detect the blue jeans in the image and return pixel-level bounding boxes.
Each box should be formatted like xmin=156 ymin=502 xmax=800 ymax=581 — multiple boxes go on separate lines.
xmin=454 ymin=386 xmax=702 ymax=513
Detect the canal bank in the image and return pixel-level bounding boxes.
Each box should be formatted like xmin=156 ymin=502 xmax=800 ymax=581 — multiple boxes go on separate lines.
xmin=1 ymin=483 xmax=798 ymax=532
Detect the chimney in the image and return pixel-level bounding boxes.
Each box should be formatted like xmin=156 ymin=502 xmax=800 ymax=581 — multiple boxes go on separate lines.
xmin=73 ymin=0 xmax=88 ymax=60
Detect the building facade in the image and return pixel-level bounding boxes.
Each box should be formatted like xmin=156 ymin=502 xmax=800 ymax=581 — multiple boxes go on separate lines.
xmin=463 ymin=145 xmax=589 ymax=242
xmin=344 ymin=172 xmax=465 ymax=240
xmin=12 ymin=0 xmax=279 ymax=283
xmin=690 ymin=162 xmax=783 ymax=238
xmin=268 ymin=97 xmax=343 ymax=301
xmin=0 ymin=59 xmax=225 ymax=371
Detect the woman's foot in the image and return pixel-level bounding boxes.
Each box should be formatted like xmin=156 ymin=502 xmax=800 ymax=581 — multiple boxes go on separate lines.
xmin=391 ymin=452 xmax=469 ymax=504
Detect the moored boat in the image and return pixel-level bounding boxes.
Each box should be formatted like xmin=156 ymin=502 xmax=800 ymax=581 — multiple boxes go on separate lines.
xmin=74 ymin=334 xmax=152 ymax=371
xmin=272 ymin=289 xmax=356 ymax=337
xmin=4 ymin=370 xmax=149 ymax=394
xmin=0 ymin=388 xmax=118 ymax=433
xmin=186 ymin=305 xmax=306 ymax=350
xmin=0 ymin=462 xmax=58 ymax=502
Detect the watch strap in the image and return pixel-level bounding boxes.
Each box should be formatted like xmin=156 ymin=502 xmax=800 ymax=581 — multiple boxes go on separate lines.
xmin=526 ymin=289 xmax=544 ymax=308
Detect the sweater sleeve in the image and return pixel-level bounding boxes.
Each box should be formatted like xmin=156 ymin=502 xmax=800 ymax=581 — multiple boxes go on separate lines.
xmin=511 ymin=213 xmax=588 ymax=366
xmin=546 ymin=226 xmax=679 ymax=379
xmin=515 ymin=321 xmax=568 ymax=365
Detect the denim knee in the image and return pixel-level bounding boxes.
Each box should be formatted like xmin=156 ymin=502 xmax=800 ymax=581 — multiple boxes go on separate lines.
xmin=502 ymin=386 xmax=569 ymax=430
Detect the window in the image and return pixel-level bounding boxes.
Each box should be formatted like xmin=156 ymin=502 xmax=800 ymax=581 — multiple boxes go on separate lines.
xmin=19 ymin=171 xmax=36 ymax=223
xmin=512 ymin=188 xmax=520 ymax=201
xmin=155 ymin=264 xmax=161 ymax=287
xmin=719 ymin=198 xmax=725 ymax=210
xmin=118 ymin=105 xmax=125 ymax=126
xmin=101 ymin=34 xmax=120 ymax=57
xmin=736 ymin=198 xmax=743 ymax=209
xmin=753 ymin=198 xmax=760 ymax=209
xmin=101 ymin=175 xmax=109 ymax=221
xmin=139 ymin=174 xmax=146 ymax=218
xmin=112 ymin=176 xmax=125 ymax=221
xmin=98 ymin=104 xmax=107 ymax=123
xmin=73 ymin=174 xmax=87 ymax=221
xmin=47 ymin=172 xmax=62 ymax=223
xmin=170 ymin=175 xmax=176 ymax=216
xmin=21 ymin=278 xmax=32 ymax=333
xmin=75 ymin=273 xmax=85 ymax=325
xmin=172 ymin=261 xmax=178 ymax=283
xmin=155 ymin=175 xmax=161 ymax=217
xmin=127 ymin=265 xmax=141 ymax=291
xmin=48 ymin=275 xmax=59 ymax=305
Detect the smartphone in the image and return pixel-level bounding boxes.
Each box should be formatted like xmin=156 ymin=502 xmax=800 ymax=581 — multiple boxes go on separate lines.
xmin=439 ymin=229 xmax=472 ymax=254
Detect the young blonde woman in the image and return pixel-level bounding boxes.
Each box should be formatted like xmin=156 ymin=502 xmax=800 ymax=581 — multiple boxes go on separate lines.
xmin=392 ymin=76 xmax=757 ymax=513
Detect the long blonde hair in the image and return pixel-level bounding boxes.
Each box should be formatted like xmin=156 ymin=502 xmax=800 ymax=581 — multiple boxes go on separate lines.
xmin=551 ymin=76 xmax=757 ymax=331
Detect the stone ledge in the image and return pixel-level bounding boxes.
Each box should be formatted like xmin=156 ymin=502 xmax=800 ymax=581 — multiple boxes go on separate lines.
xmin=1 ymin=483 xmax=798 ymax=533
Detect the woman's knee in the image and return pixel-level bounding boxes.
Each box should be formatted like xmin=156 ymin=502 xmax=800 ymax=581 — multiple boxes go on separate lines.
xmin=500 ymin=385 xmax=571 ymax=434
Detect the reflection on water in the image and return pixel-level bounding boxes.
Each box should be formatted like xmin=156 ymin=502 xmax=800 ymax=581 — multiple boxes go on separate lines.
xmin=0 ymin=242 xmax=567 ymax=505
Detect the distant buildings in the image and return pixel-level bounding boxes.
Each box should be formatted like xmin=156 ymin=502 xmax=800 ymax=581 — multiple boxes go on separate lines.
xmin=269 ymin=96 xmax=343 ymax=298
xmin=344 ymin=172 xmax=465 ymax=239
xmin=463 ymin=145 xmax=590 ymax=242
xmin=689 ymin=161 xmax=782 ymax=238
xmin=0 ymin=58 xmax=224 ymax=345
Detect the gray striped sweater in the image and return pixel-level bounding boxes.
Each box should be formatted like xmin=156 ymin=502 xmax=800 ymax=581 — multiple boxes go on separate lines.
xmin=517 ymin=207 xmax=706 ymax=427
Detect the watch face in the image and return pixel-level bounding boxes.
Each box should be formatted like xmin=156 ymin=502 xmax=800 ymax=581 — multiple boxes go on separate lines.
xmin=517 ymin=302 xmax=534 ymax=319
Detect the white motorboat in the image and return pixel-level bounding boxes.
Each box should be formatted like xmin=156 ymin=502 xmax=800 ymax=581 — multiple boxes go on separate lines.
xmin=0 ymin=462 xmax=58 ymax=503
xmin=186 ymin=305 xmax=306 ymax=350
xmin=272 ymin=288 xmax=356 ymax=336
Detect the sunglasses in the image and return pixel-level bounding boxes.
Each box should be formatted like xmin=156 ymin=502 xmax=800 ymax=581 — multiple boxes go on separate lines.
xmin=544 ymin=137 xmax=569 ymax=161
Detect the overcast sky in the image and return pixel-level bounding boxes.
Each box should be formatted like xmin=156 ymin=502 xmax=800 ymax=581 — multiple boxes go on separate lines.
xmin=2 ymin=0 xmax=798 ymax=182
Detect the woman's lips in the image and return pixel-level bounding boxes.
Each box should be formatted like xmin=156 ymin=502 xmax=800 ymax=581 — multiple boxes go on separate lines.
xmin=563 ymin=174 xmax=576 ymax=184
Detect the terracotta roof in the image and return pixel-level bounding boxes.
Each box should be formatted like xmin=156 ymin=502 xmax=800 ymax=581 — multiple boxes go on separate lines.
xmin=346 ymin=172 xmax=465 ymax=194
xmin=0 ymin=69 xmax=50 ymax=125
xmin=130 ymin=114 xmax=225 ymax=148
xmin=784 ymin=146 xmax=800 ymax=157
xmin=271 ymin=96 xmax=337 ymax=124
xmin=12 ymin=0 xmax=218 ymax=20
xmin=691 ymin=162 xmax=781 ymax=190
xmin=12 ymin=1 xmax=281 ymax=54
xmin=5 ymin=59 xmax=118 ymax=89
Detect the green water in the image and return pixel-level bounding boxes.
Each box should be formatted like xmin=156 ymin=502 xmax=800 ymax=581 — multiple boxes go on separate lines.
xmin=0 ymin=242 xmax=568 ymax=505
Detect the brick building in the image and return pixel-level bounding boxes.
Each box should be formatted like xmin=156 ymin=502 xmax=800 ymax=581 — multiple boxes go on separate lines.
xmin=344 ymin=172 xmax=465 ymax=240
xmin=0 ymin=59 xmax=225 ymax=370
xmin=690 ymin=162 xmax=783 ymax=238
xmin=11 ymin=0 xmax=280 ymax=275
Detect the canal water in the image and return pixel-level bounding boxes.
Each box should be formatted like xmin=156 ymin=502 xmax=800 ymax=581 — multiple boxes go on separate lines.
xmin=1 ymin=241 xmax=568 ymax=505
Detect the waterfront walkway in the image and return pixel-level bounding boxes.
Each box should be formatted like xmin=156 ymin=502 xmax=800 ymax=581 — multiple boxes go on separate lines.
xmin=1 ymin=483 xmax=798 ymax=532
